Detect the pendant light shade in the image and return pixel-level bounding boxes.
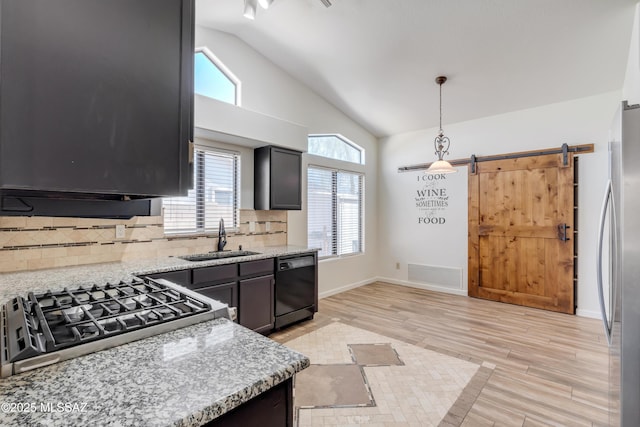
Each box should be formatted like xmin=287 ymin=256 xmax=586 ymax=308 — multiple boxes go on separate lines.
xmin=427 ymin=159 xmax=457 ymax=174
xmin=258 ymin=0 xmax=274 ymax=9
xmin=425 ymin=76 xmax=457 ymax=175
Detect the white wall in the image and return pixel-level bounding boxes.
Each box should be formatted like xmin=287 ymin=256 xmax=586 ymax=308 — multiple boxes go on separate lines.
xmin=195 ymin=26 xmax=379 ymax=295
xmin=195 ymin=24 xmax=628 ymax=316
xmin=378 ymin=91 xmax=621 ymax=318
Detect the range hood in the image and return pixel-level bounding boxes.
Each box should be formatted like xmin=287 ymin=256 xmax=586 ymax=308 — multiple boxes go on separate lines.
xmin=0 ymin=193 xmax=162 ymax=219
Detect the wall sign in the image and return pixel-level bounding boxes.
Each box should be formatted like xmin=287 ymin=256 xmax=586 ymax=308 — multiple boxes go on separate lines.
xmin=415 ymin=173 xmax=449 ymax=224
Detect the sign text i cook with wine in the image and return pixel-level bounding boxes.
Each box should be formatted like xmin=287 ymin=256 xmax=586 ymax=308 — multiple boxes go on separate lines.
xmin=415 ymin=173 xmax=449 ymax=224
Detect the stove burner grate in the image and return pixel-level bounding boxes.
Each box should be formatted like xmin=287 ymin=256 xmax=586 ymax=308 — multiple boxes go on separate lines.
xmin=4 ymin=278 xmax=212 ymax=361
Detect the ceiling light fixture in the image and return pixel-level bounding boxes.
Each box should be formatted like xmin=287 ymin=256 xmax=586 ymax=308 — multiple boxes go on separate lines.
xmin=258 ymin=0 xmax=273 ymax=9
xmin=425 ymin=76 xmax=457 ymax=175
xmin=319 ymin=0 xmax=332 ymax=7
xmin=243 ymin=0 xmax=257 ymax=19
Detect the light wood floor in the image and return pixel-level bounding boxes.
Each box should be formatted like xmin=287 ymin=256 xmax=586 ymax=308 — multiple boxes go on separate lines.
xmin=270 ymin=282 xmax=611 ymax=427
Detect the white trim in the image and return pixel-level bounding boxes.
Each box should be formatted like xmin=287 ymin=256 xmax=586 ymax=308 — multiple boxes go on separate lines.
xmin=195 ymin=46 xmax=242 ymax=106
xmin=318 ymin=252 xmax=365 ymax=262
xmin=318 ymin=276 xmax=468 ymax=299
xmin=318 ymin=278 xmax=375 ymax=299
xmin=376 ymin=277 xmax=468 ymax=297
xmin=576 ymin=308 xmax=602 ymax=319
xmin=319 ymin=277 xmax=599 ymax=319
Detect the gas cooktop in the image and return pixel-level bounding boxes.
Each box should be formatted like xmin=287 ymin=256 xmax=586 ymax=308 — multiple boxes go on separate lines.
xmin=0 ymin=277 xmax=230 ymax=377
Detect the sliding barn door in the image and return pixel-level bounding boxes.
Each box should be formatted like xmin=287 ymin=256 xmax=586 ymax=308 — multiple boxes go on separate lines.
xmin=468 ymin=153 xmax=575 ymax=314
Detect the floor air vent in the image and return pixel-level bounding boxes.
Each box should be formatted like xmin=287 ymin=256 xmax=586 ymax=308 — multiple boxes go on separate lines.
xmin=408 ymin=264 xmax=462 ymax=290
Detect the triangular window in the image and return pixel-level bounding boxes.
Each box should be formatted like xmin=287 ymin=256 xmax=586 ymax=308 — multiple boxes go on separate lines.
xmin=195 ymin=48 xmax=240 ymax=105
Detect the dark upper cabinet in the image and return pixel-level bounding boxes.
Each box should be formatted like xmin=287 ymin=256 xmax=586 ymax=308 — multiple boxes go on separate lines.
xmin=254 ymin=146 xmax=302 ymax=210
xmin=0 ymin=0 xmax=194 ymax=200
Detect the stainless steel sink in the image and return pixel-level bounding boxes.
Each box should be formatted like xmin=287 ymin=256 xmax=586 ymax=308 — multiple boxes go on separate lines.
xmin=179 ymin=250 xmax=260 ymax=262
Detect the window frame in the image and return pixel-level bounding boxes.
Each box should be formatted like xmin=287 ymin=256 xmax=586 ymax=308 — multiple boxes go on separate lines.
xmin=194 ymin=46 xmax=242 ymax=106
xmin=163 ymin=145 xmax=240 ymax=236
xmin=308 ymin=133 xmax=365 ymax=165
xmin=307 ymin=164 xmax=364 ymax=260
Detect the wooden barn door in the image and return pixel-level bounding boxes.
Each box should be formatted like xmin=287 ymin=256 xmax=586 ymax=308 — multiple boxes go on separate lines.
xmin=468 ymin=153 xmax=575 ymax=314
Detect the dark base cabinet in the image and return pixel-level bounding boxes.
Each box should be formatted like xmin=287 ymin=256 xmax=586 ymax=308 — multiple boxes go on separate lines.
xmin=238 ymin=258 xmax=276 ymax=334
xmin=144 ymin=253 xmax=316 ymax=335
xmin=146 ymin=269 xmax=190 ymax=287
xmin=204 ymin=378 xmax=293 ymax=427
xmin=239 ymin=275 xmax=274 ymax=334
xmin=196 ymin=282 xmax=238 ymax=308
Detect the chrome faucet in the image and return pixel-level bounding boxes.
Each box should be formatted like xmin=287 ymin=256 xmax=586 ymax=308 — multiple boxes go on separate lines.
xmin=217 ymin=218 xmax=227 ymax=252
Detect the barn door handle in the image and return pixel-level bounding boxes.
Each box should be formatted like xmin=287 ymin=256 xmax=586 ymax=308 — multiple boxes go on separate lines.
xmin=557 ymin=223 xmax=571 ymax=241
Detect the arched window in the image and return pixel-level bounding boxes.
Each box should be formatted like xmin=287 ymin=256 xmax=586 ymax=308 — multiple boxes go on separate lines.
xmin=308 ymin=134 xmax=364 ymax=164
xmin=194 ymin=47 xmax=241 ymax=105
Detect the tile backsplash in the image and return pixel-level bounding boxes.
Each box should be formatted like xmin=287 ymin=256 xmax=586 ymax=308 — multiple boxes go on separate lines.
xmin=0 ymin=210 xmax=287 ymax=273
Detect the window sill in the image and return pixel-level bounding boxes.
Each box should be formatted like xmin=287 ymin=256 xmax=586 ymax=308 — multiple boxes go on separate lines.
xmin=318 ymin=252 xmax=364 ymax=262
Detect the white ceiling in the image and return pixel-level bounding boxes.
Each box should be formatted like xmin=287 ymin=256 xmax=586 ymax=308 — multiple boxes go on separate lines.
xmin=196 ymin=0 xmax=637 ymax=138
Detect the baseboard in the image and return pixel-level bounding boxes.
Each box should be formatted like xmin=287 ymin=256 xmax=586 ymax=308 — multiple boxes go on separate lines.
xmin=576 ymin=308 xmax=602 ymax=319
xmin=377 ymin=277 xmax=468 ymax=297
xmin=320 ymin=277 xmax=601 ymax=319
xmin=318 ymin=277 xmax=377 ymax=299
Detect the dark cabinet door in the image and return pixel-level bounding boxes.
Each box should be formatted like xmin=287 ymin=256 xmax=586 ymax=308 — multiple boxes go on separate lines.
xmin=196 ymin=282 xmax=238 ymax=308
xmin=239 ymin=275 xmax=274 ymax=334
xmin=254 ymin=146 xmax=302 ymax=210
xmin=0 ymin=0 xmax=194 ymax=197
xmin=204 ymin=378 xmax=292 ymax=427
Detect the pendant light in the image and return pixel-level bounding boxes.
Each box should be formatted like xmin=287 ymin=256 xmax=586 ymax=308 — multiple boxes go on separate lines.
xmin=425 ymin=76 xmax=457 ymax=174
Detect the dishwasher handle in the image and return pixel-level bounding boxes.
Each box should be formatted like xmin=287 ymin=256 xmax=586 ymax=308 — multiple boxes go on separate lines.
xmin=277 ymin=255 xmax=315 ymax=271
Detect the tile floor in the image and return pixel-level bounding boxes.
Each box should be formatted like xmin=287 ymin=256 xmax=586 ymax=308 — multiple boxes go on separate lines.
xmin=284 ymin=321 xmax=487 ymax=426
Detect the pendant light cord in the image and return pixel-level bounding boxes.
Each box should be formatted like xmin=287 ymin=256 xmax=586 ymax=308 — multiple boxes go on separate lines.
xmin=439 ymin=82 xmax=443 ymax=133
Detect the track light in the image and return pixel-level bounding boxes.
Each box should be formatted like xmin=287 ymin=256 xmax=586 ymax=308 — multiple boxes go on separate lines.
xmin=258 ymin=0 xmax=273 ymax=9
xmin=320 ymin=0 xmax=332 ymax=7
xmin=243 ymin=0 xmax=257 ymax=19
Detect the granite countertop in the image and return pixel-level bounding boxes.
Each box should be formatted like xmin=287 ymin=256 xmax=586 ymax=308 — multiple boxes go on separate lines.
xmin=0 ymin=244 xmax=319 ymax=303
xmin=0 ymin=318 xmax=309 ymax=427
xmin=0 ymin=244 xmax=317 ymax=426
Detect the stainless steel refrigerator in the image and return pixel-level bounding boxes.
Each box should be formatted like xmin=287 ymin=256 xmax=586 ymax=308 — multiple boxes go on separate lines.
xmin=598 ymin=101 xmax=640 ymax=427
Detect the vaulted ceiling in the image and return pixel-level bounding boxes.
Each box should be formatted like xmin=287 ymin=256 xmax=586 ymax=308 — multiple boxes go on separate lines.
xmin=196 ymin=0 xmax=637 ymax=137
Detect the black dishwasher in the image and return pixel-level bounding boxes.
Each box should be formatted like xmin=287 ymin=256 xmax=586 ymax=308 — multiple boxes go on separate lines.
xmin=274 ymin=253 xmax=317 ymax=329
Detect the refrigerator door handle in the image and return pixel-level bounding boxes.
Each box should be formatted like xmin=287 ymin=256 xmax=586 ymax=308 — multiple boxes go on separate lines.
xmin=597 ymin=179 xmax=613 ymax=345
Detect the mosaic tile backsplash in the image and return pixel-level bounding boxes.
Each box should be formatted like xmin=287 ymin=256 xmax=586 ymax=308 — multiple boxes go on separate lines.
xmin=0 ymin=210 xmax=287 ymax=273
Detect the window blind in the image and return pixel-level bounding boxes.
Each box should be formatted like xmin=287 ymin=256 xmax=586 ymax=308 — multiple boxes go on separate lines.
xmin=307 ymin=166 xmax=363 ymax=257
xmin=163 ymin=148 xmax=238 ymax=234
